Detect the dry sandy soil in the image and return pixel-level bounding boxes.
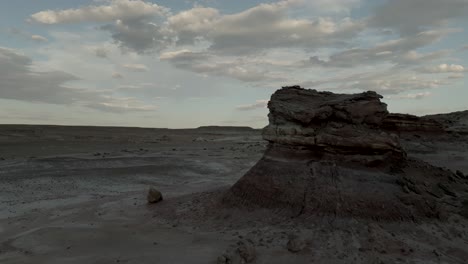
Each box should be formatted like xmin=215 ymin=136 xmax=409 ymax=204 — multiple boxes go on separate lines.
xmin=1 ymin=124 xmax=467 ymax=263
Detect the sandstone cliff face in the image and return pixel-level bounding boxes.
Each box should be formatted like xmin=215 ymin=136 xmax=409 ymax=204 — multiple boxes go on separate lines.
xmin=382 ymin=113 xmax=444 ymax=134
xmin=224 ymin=86 xmax=467 ymax=221
xmin=262 ymin=86 xmax=403 ymax=165
xmin=424 ymin=110 xmax=468 ymax=135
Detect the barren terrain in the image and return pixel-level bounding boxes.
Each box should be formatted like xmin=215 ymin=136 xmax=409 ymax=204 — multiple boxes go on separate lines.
xmin=1 ymin=122 xmax=467 ymax=263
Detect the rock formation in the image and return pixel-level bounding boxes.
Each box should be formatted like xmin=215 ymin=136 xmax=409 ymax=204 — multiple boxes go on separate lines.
xmin=424 ymin=110 xmax=468 ymax=135
xmin=382 ymin=113 xmax=444 ymax=134
xmin=261 ymin=86 xmax=404 ymax=166
xmin=223 ymin=86 xmax=467 ymax=220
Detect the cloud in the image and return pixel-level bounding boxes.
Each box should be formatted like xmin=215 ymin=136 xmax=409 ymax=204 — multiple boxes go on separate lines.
xmin=31 ymin=0 xmax=365 ymax=55
xmin=419 ymin=63 xmax=465 ymax=73
xmin=100 ymin=19 xmax=172 ymax=53
xmin=0 ymin=46 xmax=154 ymax=113
xmin=155 ymin=1 xmax=367 ymax=55
xmin=160 ymin=50 xmax=286 ymax=83
xmin=300 ymin=29 xmax=459 ymax=68
xmin=0 ymin=46 xmax=89 ymax=104
xmin=176 ymin=1 xmax=364 ymax=54
xmin=370 ymin=0 xmax=468 ymax=35
xmin=122 ymin=63 xmax=148 ymax=72
xmin=94 ymin=47 xmax=108 ymax=58
xmin=85 ymin=97 xmax=157 ymax=113
xmin=112 ymin=72 xmax=124 ymax=79
xmin=159 ymin=28 xmax=461 ymax=90
xmin=300 ymin=68 xmax=454 ymax=95
xmin=448 ymin=73 xmax=465 ymax=79
xmin=30 ymin=0 xmax=171 ymax=53
xmin=167 ymin=7 xmax=220 ymax=45
xmin=389 ymin=92 xmax=432 ymax=100
xmin=397 ymin=50 xmax=452 ymax=65
xmin=31 ymin=34 xmax=48 ymax=42
xmin=29 ymin=0 xmax=168 ymax=24
xmin=303 ymin=0 xmax=362 ymax=14
xmin=8 ymin=28 xmax=49 ymax=43
xmin=236 ymin=100 xmax=269 ymax=111
xmin=27 ymin=0 xmax=466 ymax=101
xmin=29 ymin=0 xmax=463 ymax=59
xmin=159 ymin=49 xmax=205 ymax=61
xmin=348 ymin=77 xmax=445 ymax=95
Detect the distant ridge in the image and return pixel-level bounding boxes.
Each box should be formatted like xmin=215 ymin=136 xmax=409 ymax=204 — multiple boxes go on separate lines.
xmin=196 ymin=126 xmax=256 ymax=131
xmin=424 ymin=110 xmax=468 ymax=120
xmin=423 ymin=110 xmax=468 ymax=134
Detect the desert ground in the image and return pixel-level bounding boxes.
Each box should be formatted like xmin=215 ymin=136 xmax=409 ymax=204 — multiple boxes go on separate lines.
xmin=1 ymin=122 xmax=468 ymax=263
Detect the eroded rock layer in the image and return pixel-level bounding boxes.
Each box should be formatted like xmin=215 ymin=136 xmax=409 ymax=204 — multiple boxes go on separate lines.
xmin=382 ymin=113 xmax=444 ymax=134
xmin=224 ymin=86 xmax=467 ymax=220
xmin=261 ymin=86 xmax=404 ymax=166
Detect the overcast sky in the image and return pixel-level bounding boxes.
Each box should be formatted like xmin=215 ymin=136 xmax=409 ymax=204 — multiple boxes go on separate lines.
xmin=0 ymin=0 xmax=467 ymax=128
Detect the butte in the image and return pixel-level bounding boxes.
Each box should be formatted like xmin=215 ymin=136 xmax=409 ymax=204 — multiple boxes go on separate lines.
xmin=223 ymin=86 xmax=467 ymax=221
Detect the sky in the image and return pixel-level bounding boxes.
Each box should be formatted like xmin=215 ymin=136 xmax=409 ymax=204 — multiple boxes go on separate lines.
xmin=0 ymin=0 xmax=467 ymax=128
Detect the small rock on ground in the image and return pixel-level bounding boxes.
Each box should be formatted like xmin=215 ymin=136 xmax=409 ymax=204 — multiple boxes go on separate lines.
xmin=287 ymin=235 xmax=307 ymax=253
xmin=217 ymin=241 xmax=256 ymax=264
xmin=147 ymin=187 xmax=163 ymax=204
xmin=237 ymin=241 xmax=256 ymax=263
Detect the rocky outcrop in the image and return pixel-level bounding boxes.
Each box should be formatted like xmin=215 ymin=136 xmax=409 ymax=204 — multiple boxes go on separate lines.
xmin=424 ymin=110 xmax=468 ymax=135
xmin=261 ymin=86 xmax=404 ymax=166
xmin=382 ymin=113 xmax=444 ymax=134
xmin=223 ymin=86 xmax=467 ymax=220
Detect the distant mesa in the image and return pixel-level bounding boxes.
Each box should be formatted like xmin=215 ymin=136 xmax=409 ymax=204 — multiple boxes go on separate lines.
xmin=223 ymin=85 xmax=467 ymax=221
xmin=196 ymin=126 xmax=256 ymax=131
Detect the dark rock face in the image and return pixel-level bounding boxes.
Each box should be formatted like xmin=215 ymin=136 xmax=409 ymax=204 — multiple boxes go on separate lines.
xmin=382 ymin=113 xmax=444 ymax=134
xmin=424 ymin=110 xmax=468 ymax=135
xmin=224 ymin=86 xmax=466 ymax=220
xmin=262 ymin=86 xmax=404 ymax=166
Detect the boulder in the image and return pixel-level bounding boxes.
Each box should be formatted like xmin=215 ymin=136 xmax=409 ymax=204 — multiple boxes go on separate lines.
xmin=287 ymin=235 xmax=307 ymax=253
xmin=147 ymin=187 xmax=163 ymax=204
xmin=237 ymin=241 xmax=256 ymax=263
xmin=217 ymin=241 xmax=256 ymax=264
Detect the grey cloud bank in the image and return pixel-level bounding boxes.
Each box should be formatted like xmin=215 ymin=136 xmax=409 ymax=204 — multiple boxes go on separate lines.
xmin=0 ymin=0 xmax=465 ymax=127
xmin=0 ymin=47 xmax=156 ymax=113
